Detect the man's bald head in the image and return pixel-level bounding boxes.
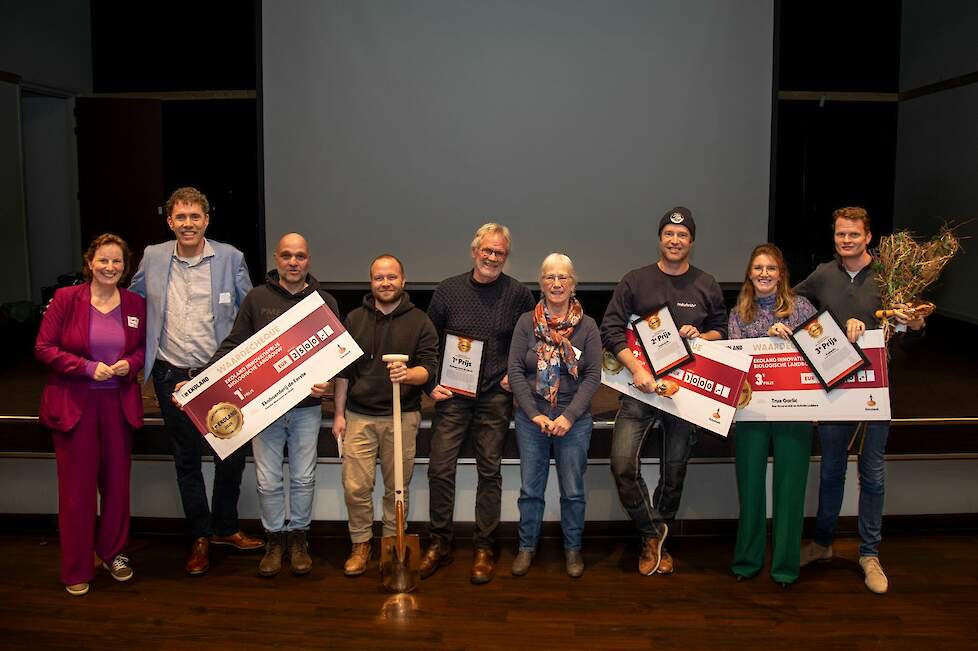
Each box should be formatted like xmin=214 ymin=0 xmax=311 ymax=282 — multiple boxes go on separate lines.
xmin=276 ymin=232 xmax=309 ymax=254
xmin=275 ymin=232 xmax=311 ymax=293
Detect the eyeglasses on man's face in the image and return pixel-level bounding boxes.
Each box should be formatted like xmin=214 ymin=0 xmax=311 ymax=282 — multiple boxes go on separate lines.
xmin=479 ymin=246 xmax=508 ymax=259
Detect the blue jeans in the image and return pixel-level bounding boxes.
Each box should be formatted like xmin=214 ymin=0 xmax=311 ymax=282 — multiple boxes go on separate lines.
xmin=813 ymin=421 xmax=889 ymax=557
xmin=252 ymin=405 xmax=323 ymax=532
xmin=153 ymin=360 xmax=247 ymax=538
xmin=609 ymin=396 xmax=697 ymax=538
xmin=515 ymin=409 xmax=592 ymax=551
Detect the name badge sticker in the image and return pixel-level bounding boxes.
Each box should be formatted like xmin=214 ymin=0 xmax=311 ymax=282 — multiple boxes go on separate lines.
xmin=127 ymin=316 xmax=139 ymax=328
xmin=219 ymin=292 xmax=232 ymax=304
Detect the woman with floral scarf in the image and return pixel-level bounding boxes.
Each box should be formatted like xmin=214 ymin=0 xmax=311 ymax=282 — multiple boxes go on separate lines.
xmin=507 ymin=253 xmax=602 ymax=578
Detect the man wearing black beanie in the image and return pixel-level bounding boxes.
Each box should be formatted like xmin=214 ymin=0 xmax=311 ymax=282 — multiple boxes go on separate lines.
xmin=600 ymin=206 xmax=726 ymax=576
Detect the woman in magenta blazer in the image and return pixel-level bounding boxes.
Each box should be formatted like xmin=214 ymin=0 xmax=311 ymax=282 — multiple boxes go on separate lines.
xmin=35 ymin=233 xmax=146 ymax=596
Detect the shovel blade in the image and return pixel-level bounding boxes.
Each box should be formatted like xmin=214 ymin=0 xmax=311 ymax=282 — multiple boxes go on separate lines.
xmin=380 ymin=533 xmax=421 ymax=593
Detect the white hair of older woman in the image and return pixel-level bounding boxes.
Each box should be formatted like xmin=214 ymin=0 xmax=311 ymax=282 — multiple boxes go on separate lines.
xmin=539 ymin=252 xmax=576 ymax=283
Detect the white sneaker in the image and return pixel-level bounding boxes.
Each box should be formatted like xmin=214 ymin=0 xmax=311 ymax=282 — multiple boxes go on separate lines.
xmin=859 ymin=556 xmax=889 ymax=594
xmin=103 ymin=554 xmax=134 ymax=582
xmin=65 ymin=582 xmax=89 ymax=596
xmin=800 ymin=541 xmax=833 ymax=567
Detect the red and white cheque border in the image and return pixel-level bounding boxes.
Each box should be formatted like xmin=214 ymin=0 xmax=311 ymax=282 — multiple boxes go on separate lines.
xmin=722 ymin=329 xmax=890 ymax=422
xmin=174 ymin=292 xmax=363 ymax=459
xmin=601 ymin=319 xmax=752 ymax=437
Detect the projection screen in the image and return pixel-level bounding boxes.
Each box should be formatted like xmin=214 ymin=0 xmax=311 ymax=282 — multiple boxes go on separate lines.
xmin=261 ymin=0 xmax=774 ymax=284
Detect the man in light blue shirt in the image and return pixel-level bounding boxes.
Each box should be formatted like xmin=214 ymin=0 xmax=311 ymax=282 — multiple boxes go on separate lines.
xmin=130 ymin=186 xmax=263 ymax=575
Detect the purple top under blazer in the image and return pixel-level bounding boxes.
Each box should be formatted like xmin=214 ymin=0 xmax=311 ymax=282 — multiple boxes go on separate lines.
xmin=35 ymin=283 xmax=147 ymax=432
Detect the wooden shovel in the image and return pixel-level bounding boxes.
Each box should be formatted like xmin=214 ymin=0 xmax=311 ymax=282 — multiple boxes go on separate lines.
xmin=379 ymin=354 xmax=421 ymax=593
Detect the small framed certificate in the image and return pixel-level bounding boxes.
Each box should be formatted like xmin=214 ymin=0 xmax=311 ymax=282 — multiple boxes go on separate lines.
xmin=630 ymin=305 xmax=694 ymax=379
xmin=439 ymin=332 xmax=485 ymax=398
xmin=790 ymin=308 xmax=869 ymax=391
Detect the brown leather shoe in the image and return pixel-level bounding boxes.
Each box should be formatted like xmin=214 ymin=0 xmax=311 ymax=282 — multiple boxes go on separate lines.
xmin=419 ymin=541 xmax=453 ymax=579
xmin=638 ymin=523 xmax=668 ymax=576
xmin=656 ymin=549 xmax=675 ymax=575
xmin=185 ymin=537 xmax=210 ymax=576
xmin=470 ymin=548 xmax=495 ymax=585
xmin=343 ymin=541 xmax=372 ymax=577
xmin=210 ymin=530 xmax=265 ymax=551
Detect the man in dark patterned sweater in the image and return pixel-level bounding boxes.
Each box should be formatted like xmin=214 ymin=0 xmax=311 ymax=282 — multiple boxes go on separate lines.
xmin=420 ymin=223 xmax=535 ymax=584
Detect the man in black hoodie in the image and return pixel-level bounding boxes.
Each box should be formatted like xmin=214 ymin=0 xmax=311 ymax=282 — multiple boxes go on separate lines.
xmin=206 ymin=233 xmax=340 ymax=578
xmin=332 ymin=254 xmax=439 ymax=577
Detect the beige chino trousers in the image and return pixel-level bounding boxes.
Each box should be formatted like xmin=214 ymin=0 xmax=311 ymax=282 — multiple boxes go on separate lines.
xmin=342 ymin=409 xmax=421 ymax=542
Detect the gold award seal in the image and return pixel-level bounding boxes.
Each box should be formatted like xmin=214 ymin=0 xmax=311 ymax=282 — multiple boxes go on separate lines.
xmin=602 ymin=350 xmax=624 ymax=375
xmin=207 ymin=402 xmax=244 ymax=439
xmin=736 ymin=380 xmax=752 ymax=408
xmin=805 ymin=321 xmax=823 ymax=338
xmin=646 ymin=313 xmax=661 ymax=330
xmin=654 ymin=379 xmax=680 ymax=398
xmin=457 ymin=336 xmax=472 ymax=353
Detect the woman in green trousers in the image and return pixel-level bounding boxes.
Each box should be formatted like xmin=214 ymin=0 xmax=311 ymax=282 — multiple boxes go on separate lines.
xmin=728 ymin=244 xmax=816 ymax=586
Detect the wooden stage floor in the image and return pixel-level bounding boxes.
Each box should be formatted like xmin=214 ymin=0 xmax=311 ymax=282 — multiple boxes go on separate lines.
xmin=1 ymin=532 xmax=976 ymax=650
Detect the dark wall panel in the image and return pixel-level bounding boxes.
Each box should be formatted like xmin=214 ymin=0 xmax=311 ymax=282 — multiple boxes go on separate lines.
xmin=76 ymin=98 xmax=164 ymax=264
xmin=778 ymin=1 xmax=901 ymax=93
xmin=160 ymin=99 xmax=262 ymax=283
xmin=771 ymin=100 xmax=897 ymax=282
xmin=91 ymin=0 xmax=257 ymax=93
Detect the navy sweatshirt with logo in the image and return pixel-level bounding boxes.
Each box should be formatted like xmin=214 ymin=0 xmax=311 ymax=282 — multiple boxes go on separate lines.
xmin=601 ymin=263 xmax=727 ymax=355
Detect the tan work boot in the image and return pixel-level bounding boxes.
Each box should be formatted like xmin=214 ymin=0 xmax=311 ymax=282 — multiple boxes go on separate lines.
xmin=656 ymin=548 xmax=675 ymax=575
xmin=258 ymin=532 xmax=285 ymax=577
xmin=859 ymin=556 xmax=889 ymax=594
xmin=344 ymin=541 xmax=372 ymax=577
xmin=638 ymin=523 xmax=668 ymax=576
xmin=800 ymin=541 xmax=833 ymax=567
xmin=288 ymin=530 xmax=313 ymax=575
xmin=511 ymin=549 xmax=534 ymax=576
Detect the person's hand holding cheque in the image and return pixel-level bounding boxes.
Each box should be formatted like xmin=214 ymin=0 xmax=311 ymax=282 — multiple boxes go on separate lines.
xmin=309 ymin=380 xmax=330 ymax=398
xmin=172 ymin=380 xmax=188 ymax=408
xmin=767 ymin=322 xmax=792 ymax=340
xmin=628 ymin=364 xmax=657 ymax=394
xmin=845 ymin=318 xmax=866 ymax=343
